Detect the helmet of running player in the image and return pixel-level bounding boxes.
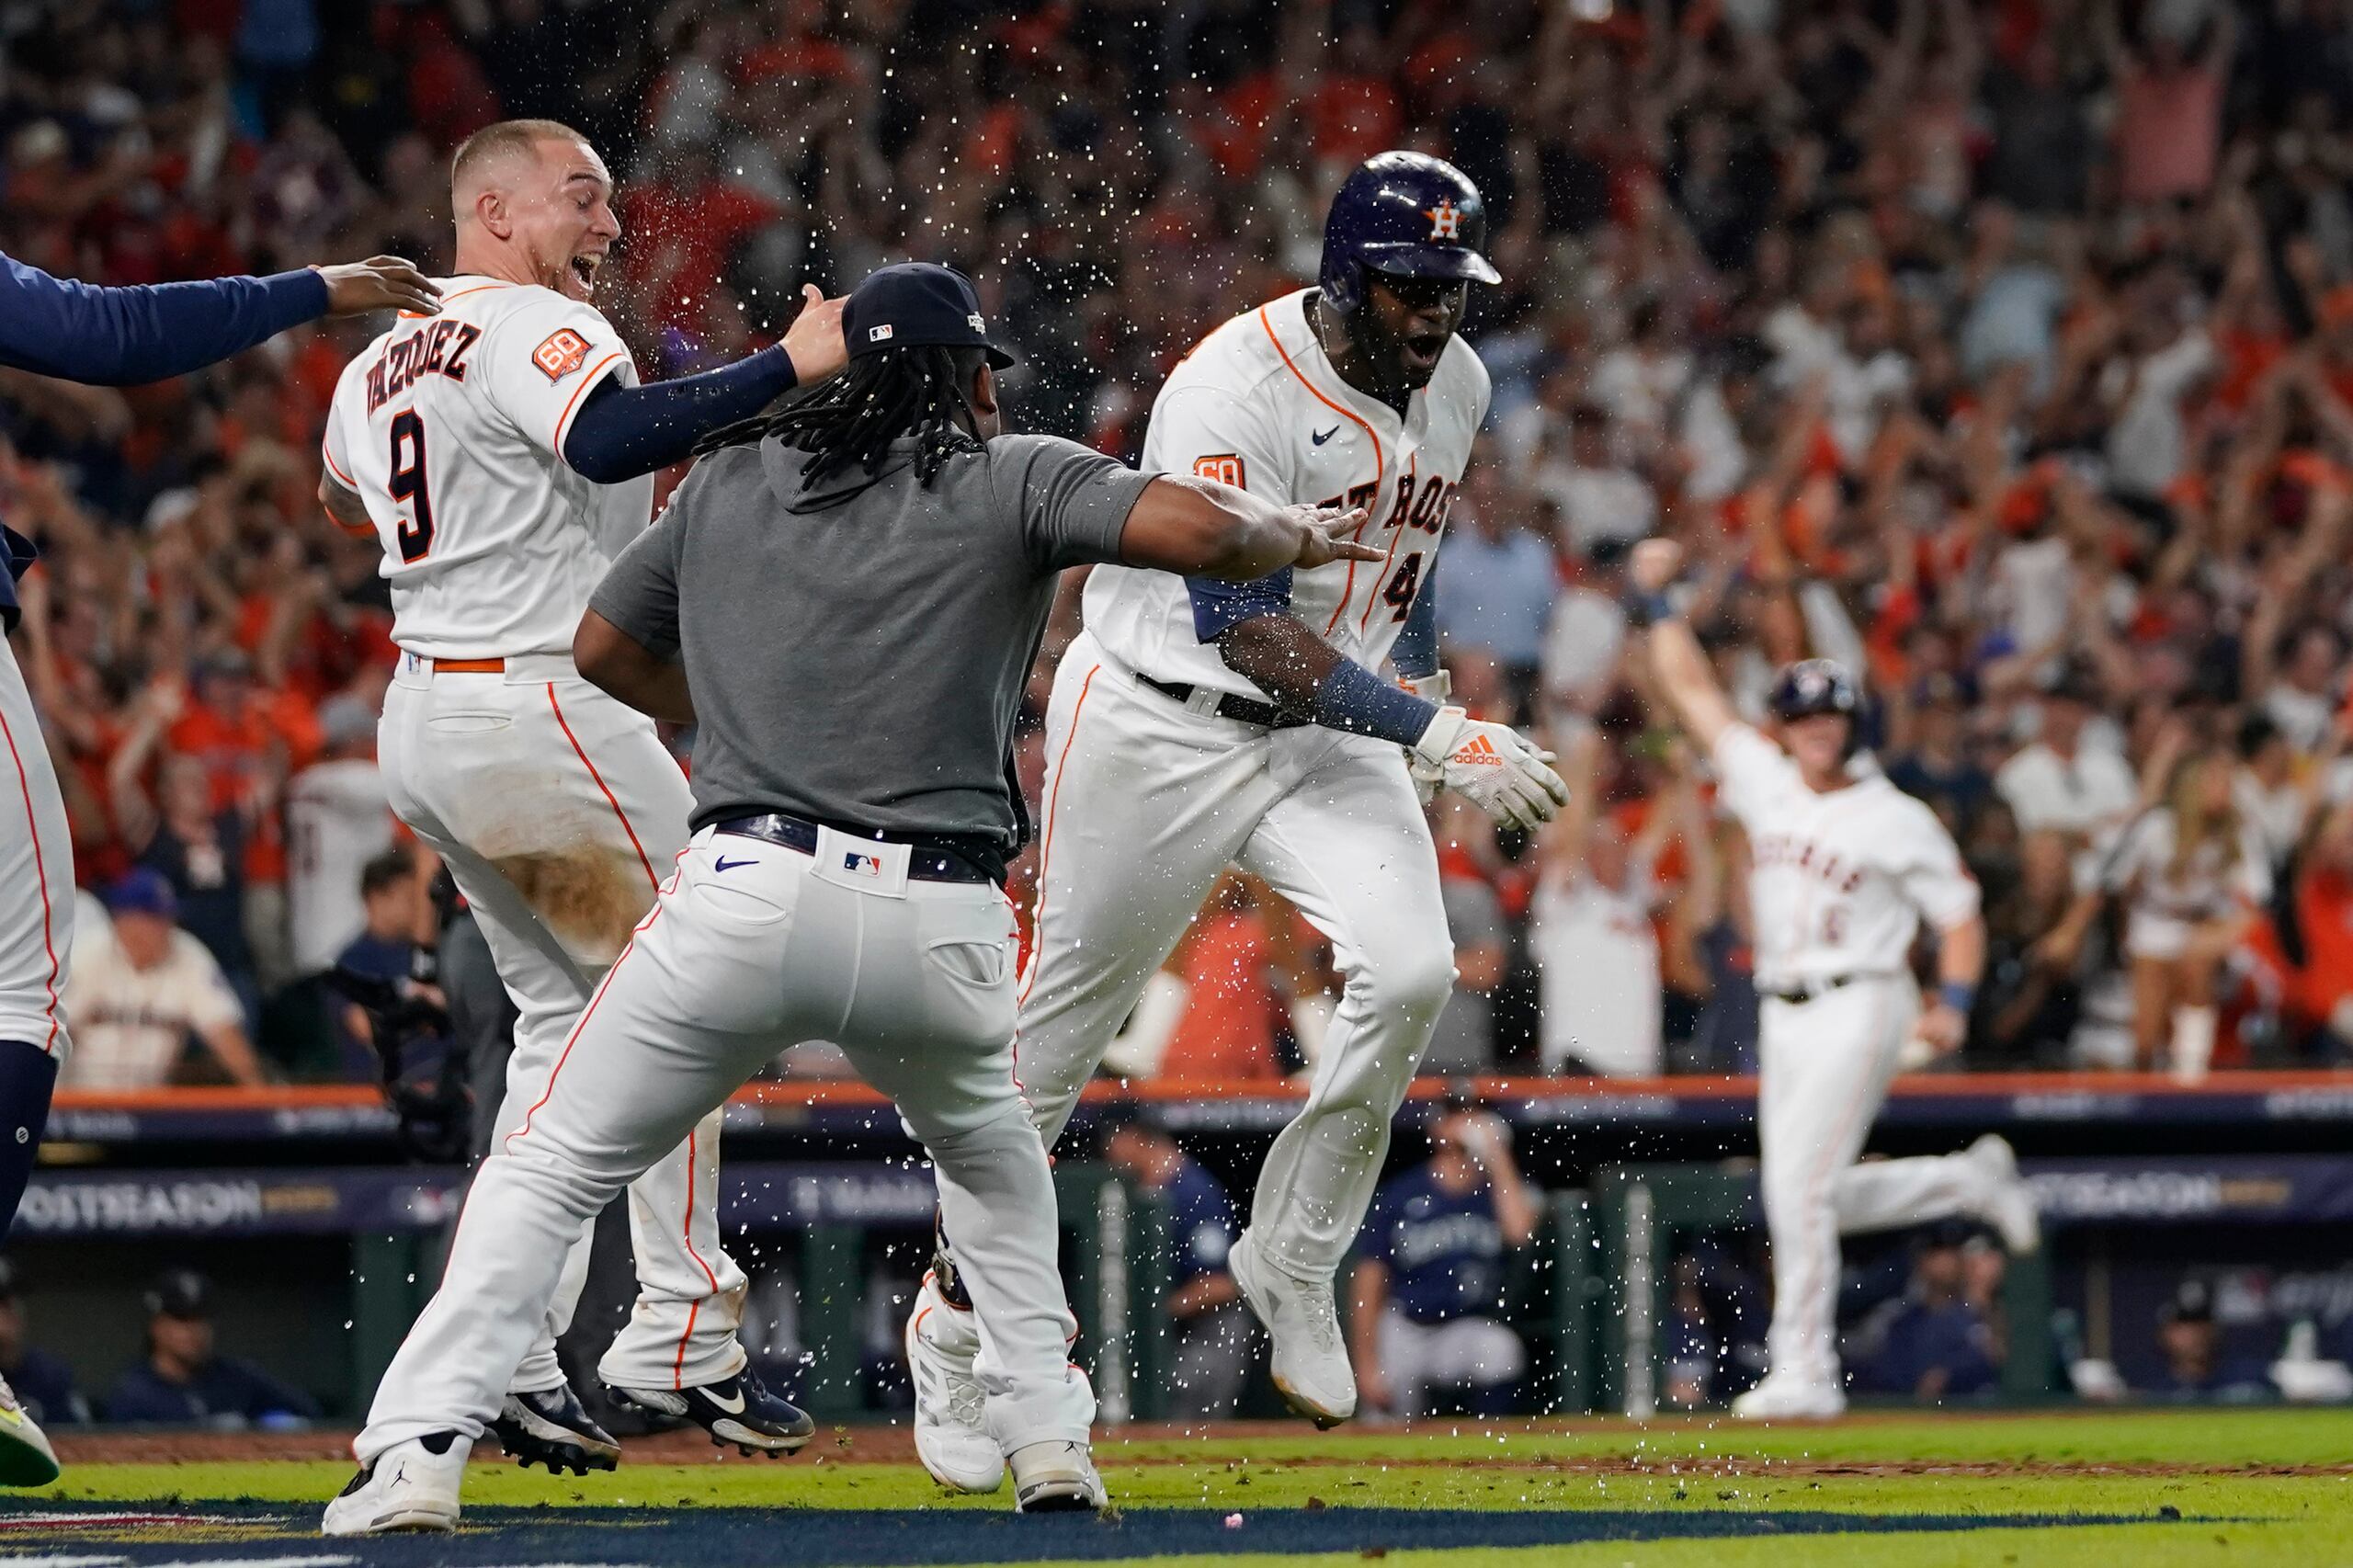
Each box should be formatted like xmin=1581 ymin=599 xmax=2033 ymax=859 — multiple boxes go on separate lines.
xmin=1318 ymin=152 xmax=1499 ymax=387
xmin=1770 ymin=658 xmax=1862 ymax=766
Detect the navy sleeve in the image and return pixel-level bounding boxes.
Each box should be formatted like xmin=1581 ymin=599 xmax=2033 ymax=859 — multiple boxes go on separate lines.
xmin=1 ymin=524 xmax=34 ymax=633
xmin=1392 ymin=560 xmax=1438 ymax=677
xmin=561 ymin=346 xmax=799 ymax=483
xmin=0 ymin=253 xmax=328 ymax=386
xmin=104 ymin=1366 xmax=192 ymax=1425
xmin=1188 ymin=570 xmax=1292 ymax=641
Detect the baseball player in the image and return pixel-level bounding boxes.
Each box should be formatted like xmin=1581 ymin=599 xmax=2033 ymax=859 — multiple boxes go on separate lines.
xmin=323 ymin=261 xmax=1382 ymax=1533
xmin=905 ymin=152 xmax=1564 ymax=1477
xmin=317 ymin=119 xmax=847 ymax=1472
xmin=0 ymin=249 xmax=438 ymax=1486
xmin=1626 ymin=539 xmax=2039 ymax=1419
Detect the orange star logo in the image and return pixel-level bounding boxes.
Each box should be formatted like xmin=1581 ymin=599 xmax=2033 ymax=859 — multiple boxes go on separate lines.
xmin=1425 ymin=199 xmax=1463 ymax=241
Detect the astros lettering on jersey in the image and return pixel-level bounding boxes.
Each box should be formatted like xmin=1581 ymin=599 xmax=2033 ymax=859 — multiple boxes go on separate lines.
xmin=321 ymin=276 xmax=653 ymax=658
xmin=1082 ymin=287 xmax=1492 ymax=689
xmin=1711 ymin=724 xmax=1980 ymax=984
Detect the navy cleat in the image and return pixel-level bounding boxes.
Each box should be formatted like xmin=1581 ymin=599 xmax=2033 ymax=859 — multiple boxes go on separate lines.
xmin=490 ymin=1383 xmax=620 ymax=1475
xmin=605 ymin=1368 xmax=814 ymax=1458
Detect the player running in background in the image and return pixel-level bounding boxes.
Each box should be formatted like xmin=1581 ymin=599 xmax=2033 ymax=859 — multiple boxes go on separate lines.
xmin=318 ymin=119 xmax=846 ymax=1474
xmin=907 ymin=152 xmax=1565 ymax=1482
xmin=1625 ymin=538 xmax=2039 ymax=1420
xmin=0 ymin=247 xmax=438 ymax=1486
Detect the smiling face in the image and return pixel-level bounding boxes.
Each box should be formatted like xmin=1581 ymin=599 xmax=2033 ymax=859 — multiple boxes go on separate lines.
xmin=455 ymin=131 xmax=619 ymax=300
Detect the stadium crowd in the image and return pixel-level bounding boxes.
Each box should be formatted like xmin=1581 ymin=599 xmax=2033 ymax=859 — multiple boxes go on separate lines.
xmin=7 ymin=0 xmax=2353 ymax=1089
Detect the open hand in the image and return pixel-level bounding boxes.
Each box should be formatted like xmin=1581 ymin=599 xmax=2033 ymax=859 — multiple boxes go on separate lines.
xmin=313 ymin=256 xmax=441 ymax=317
xmin=1289 ymin=505 xmax=1381 ymax=569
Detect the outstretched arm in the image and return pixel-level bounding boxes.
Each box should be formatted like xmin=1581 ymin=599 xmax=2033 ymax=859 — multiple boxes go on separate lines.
xmin=560 ymin=284 xmax=847 ymax=483
xmin=1627 ymin=539 xmax=1739 ymax=751
xmin=0 ymin=251 xmax=438 ymax=386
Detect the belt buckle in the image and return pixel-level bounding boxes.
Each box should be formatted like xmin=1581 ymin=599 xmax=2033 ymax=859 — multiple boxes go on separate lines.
xmin=1184 ymin=687 xmax=1222 ymax=719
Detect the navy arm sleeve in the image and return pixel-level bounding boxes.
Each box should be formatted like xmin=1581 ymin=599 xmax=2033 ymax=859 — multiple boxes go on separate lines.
xmin=561 ymin=346 xmax=800 ymax=483
xmin=1188 ymin=570 xmax=1293 ymax=641
xmin=0 ymin=253 xmax=328 ymax=385
xmin=1391 ymin=560 xmax=1438 ymax=677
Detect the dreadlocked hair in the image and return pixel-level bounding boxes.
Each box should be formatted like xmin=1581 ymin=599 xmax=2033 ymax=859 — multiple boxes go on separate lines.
xmin=693 ymin=345 xmax=986 ymax=490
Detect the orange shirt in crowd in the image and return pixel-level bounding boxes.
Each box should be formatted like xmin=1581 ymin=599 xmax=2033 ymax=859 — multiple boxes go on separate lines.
xmin=2290 ymin=867 xmax=2353 ymax=1024
xmin=1161 ymin=906 xmax=1284 ymax=1082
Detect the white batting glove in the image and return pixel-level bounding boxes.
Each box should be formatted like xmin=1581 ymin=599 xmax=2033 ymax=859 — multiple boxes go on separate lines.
xmin=1409 ymin=706 xmax=1569 ymax=831
xmin=1401 ymin=672 xmax=1451 ymax=803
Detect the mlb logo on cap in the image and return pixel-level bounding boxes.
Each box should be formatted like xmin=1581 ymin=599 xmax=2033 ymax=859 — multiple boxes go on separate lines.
xmin=844 ymin=852 xmax=882 ymax=877
xmin=868 ymin=324 xmax=893 ymax=343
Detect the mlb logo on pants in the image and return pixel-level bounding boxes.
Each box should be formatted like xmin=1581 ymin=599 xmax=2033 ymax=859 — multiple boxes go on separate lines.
xmin=843 ymin=852 xmax=882 ymax=877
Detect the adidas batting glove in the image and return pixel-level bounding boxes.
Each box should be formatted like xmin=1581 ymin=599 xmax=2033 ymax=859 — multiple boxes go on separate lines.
xmin=1410 ymin=707 xmax=1569 ymax=832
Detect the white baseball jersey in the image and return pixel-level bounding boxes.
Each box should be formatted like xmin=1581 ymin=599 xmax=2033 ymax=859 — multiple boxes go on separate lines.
xmin=1083 ymin=287 xmax=1492 ymax=696
xmin=322 ymin=277 xmax=654 ymax=659
xmin=0 ymin=636 xmax=72 ymax=1056
xmin=1712 ymin=724 xmax=1979 ymax=987
xmin=284 ymin=757 xmax=395 ymax=975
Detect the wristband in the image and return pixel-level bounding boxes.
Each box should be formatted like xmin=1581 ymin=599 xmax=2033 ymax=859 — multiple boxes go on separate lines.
xmin=409 ymin=944 xmax=440 ymax=987
xmin=1622 ymin=589 xmax=1680 ymax=629
xmin=1938 ymin=981 xmax=1976 ymax=1014
xmin=1312 ymin=657 xmax=1443 ymax=747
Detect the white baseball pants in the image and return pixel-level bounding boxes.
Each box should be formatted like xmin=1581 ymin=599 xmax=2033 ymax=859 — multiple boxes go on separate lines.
xmin=380 ymin=653 xmax=744 ymax=1394
xmin=357 ymin=825 xmax=1094 ymax=1464
xmin=0 ymin=638 xmax=72 ymax=1058
xmin=1757 ymin=977 xmax=2003 ymax=1389
xmin=1374 ymin=1311 xmax=1525 ymax=1419
xmin=1017 ymin=636 xmax=1454 ymax=1283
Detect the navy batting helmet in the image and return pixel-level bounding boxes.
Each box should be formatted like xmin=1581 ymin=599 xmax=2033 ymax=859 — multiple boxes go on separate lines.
xmin=1769 ymin=659 xmax=1861 ymax=725
xmin=1318 ymin=152 xmax=1501 ymax=316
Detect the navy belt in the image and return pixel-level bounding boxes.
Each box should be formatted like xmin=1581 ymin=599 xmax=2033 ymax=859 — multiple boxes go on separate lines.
xmin=1138 ymin=675 xmax=1310 ymax=730
xmin=1760 ymin=973 xmax=1866 ymax=1005
xmin=713 ymin=812 xmax=996 ymax=885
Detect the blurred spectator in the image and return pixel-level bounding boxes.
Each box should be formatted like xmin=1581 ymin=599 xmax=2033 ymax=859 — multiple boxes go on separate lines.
xmin=1530 ymin=730 xmax=1697 ymax=1077
xmin=1103 ymin=1121 xmax=1248 ymax=1421
xmin=1349 ymin=1108 xmax=1533 ymax=1423
xmin=1424 ymin=797 xmax=1510 ymax=1076
xmin=1432 ymin=468 xmax=1557 ymax=708
xmin=1995 ymin=673 xmax=2136 ymax=846
xmin=2146 ymin=1278 xmax=2271 ymax=1402
xmin=0 ymin=1259 xmax=84 ymax=1428
xmin=1154 ymin=874 xmax=1299 ymax=1084
xmin=104 ymin=1269 xmax=318 ymax=1426
xmin=1848 ymin=1222 xmax=2005 ymax=1403
xmin=1530 ymin=403 xmax=1656 ymax=557
xmin=1660 ymin=1239 xmax=1769 ymax=1411
xmin=284 ymin=695 xmax=393 ymax=979
xmin=59 ymin=872 xmax=264 ymax=1090
xmin=329 ymin=846 xmax=438 ymax=1084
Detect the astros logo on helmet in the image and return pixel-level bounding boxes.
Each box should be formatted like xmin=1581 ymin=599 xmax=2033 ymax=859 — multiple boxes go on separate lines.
xmin=1425 ymin=199 xmax=1462 ymax=240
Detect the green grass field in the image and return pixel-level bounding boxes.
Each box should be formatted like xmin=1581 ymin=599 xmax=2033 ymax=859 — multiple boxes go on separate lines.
xmin=21 ymin=1408 xmax=2353 ymax=1566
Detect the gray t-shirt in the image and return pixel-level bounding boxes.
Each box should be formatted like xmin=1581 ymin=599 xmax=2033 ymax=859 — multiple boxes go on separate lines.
xmin=589 ymin=431 xmax=1149 ymax=848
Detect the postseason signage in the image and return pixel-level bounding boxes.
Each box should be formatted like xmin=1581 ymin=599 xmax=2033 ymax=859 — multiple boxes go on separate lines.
xmin=11 ymin=1162 xmax=938 ymax=1239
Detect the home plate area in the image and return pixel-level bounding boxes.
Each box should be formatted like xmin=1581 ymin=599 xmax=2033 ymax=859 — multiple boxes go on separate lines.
xmin=0 ymin=1501 xmax=2188 ymax=1566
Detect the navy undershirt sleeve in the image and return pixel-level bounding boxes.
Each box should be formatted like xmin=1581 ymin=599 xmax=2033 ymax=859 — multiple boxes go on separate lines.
xmin=561 ymin=346 xmax=801 ymax=483
xmin=0 ymin=253 xmax=327 ymax=385
xmin=1188 ymin=569 xmax=1293 ymax=642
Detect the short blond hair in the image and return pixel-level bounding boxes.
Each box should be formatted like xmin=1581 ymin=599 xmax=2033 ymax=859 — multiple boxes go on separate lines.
xmin=449 ymin=118 xmax=592 ymax=194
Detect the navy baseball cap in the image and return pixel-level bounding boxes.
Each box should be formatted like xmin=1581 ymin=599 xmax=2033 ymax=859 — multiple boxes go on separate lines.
xmin=842 ymin=263 xmax=1016 ymax=369
xmin=103 ymin=867 xmax=178 ymax=921
xmin=145 ymin=1267 xmax=212 ymax=1320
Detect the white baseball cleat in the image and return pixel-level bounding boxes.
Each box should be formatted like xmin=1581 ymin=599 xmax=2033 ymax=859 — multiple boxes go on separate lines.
xmin=1731 ymin=1376 xmax=1847 ymax=1422
xmin=322 ymin=1432 xmax=469 ymax=1535
xmin=904 ymin=1270 xmax=1004 ymax=1493
xmin=1229 ymin=1229 xmax=1355 ymax=1427
xmin=1969 ymin=1134 xmax=2041 ymax=1255
xmin=0 ymin=1372 xmax=59 ymax=1488
xmin=1008 ymin=1439 xmax=1107 ymax=1513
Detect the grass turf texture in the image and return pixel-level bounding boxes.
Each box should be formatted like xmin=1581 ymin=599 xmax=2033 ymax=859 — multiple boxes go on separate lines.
xmin=18 ymin=1410 xmax=2352 ymax=1566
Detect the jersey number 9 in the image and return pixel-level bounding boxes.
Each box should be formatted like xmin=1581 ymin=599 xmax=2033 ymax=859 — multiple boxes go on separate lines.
xmin=389 ymin=410 xmax=434 ymax=563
